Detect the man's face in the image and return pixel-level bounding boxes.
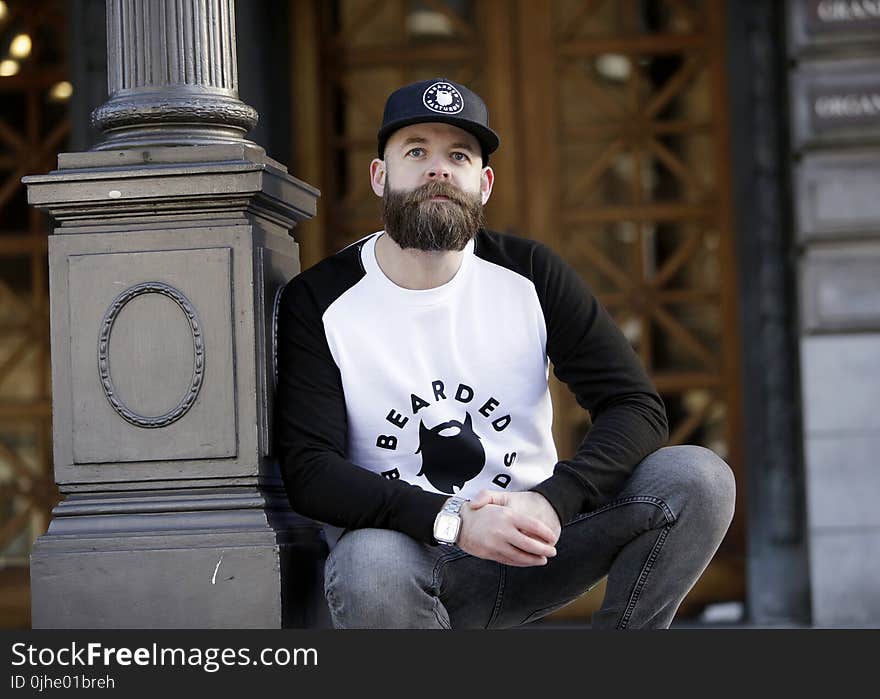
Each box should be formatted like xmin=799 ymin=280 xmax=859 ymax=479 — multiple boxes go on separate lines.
xmin=370 ymin=122 xmax=494 ymax=251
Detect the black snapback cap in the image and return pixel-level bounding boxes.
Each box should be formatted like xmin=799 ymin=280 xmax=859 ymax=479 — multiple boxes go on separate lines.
xmin=377 ymin=78 xmax=500 ymax=162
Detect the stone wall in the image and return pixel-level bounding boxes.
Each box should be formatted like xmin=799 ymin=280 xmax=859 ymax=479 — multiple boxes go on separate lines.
xmin=787 ymin=0 xmax=880 ymax=627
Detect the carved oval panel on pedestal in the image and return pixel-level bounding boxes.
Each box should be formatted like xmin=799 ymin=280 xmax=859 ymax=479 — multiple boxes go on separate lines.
xmin=98 ymin=282 xmax=205 ymax=428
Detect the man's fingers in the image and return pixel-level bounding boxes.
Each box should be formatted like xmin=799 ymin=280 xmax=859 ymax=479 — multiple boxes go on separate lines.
xmin=497 ymin=543 xmax=548 ymax=567
xmin=510 ymin=511 xmax=558 ymax=544
xmin=508 ymin=528 xmax=557 ymax=558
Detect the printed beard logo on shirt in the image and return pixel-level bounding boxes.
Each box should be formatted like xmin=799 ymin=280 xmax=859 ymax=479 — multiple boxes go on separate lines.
xmin=416 ymin=412 xmax=485 ymax=495
xmin=375 ymin=379 xmax=518 ymax=493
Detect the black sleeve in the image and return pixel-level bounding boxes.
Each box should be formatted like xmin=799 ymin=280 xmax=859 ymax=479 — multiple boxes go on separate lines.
xmin=273 ymin=273 xmax=449 ymax=544
xmin=527 ymin=242 xmax=669 ymax=524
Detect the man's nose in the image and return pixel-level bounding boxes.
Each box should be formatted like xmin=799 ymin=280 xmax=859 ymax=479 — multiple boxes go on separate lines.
xmin=426 ymin=159 xmax=451 ymax=179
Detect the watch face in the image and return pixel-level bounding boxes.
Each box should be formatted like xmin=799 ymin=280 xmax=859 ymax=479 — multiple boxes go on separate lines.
xmin=435 ymin=513 xmax=460 ymax=542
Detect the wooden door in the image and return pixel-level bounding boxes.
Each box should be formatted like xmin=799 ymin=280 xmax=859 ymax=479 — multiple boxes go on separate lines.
xmin=293 ymin=0 xmax=744 ymax=619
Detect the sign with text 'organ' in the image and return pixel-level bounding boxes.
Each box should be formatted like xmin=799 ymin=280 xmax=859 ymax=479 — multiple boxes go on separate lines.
xmin=791 ymin=58 xmax=880 ymax=147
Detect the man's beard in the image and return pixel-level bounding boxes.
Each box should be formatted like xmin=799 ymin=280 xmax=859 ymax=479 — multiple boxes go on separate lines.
xmin=382 ymin=180 xmax=484 ymax=252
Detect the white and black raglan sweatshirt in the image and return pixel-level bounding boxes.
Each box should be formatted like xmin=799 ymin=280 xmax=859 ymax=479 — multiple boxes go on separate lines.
xmin=274 ymin=229 xmax=668 ymax=545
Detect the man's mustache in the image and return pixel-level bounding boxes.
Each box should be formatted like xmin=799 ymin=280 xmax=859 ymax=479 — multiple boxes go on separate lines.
xmin=404 ymin=181 xmax=475 ymax=207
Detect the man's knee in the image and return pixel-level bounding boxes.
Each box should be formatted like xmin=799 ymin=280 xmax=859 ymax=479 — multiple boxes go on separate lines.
xmin=327 ymin=529 xmax=411 ymax=597
xmin=660 ymin=445 xmax=735 ymax=531
xmin=324 ymin=528 xmax=437 ymax=627
xmin=634 ymin=445 xmax=735 ymax=529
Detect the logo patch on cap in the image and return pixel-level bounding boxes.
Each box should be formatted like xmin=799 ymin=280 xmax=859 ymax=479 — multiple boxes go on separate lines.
xmin=423 ymin=82 xmax=464 ymax=115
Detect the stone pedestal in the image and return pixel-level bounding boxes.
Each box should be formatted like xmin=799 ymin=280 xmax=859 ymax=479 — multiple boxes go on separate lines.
xmin=25 ymin=143 xmax=327 ymax=628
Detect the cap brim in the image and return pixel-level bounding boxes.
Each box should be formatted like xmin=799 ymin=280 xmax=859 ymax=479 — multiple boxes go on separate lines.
xmin=378 ymin=115 xmax=500 ymax=161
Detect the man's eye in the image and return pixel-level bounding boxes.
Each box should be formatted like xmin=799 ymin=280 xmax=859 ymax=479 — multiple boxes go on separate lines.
xmin=451 ymin=152 xmax=469 ymax=162
xmin=407 ymin=147 xmax=425 ymax=157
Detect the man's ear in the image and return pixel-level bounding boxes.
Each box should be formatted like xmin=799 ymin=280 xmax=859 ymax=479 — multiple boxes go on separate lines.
xmin=480 ymin=165 xmax=494 ymax=206
xmin=370 ymin=159 xmax=386 ymax=197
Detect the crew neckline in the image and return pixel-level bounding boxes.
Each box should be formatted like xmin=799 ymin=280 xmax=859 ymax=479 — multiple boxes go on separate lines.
xmin=361 ymin=232 xmax=475 ymax=306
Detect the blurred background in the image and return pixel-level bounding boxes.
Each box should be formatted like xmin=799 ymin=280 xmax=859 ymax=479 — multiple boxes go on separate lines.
xmin=1 ymin=0 xmax=878 ymax=628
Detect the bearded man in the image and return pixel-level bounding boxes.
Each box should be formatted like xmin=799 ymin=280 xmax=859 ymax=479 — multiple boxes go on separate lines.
xmin=274 ymin=78 xmax=735 ymax=629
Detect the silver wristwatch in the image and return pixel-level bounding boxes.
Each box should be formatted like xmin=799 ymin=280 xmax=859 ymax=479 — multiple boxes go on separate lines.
xmin=433 ymin=496 xmax=467 ymax=545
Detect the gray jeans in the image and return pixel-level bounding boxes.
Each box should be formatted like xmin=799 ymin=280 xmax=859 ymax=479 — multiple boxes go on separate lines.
xmin=324 ymin=445 xmax=736 ymax=629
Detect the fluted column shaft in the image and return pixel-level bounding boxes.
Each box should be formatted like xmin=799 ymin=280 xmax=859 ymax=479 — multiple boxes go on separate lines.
xmin=92 ymin=0 xmax=258 ymax=149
